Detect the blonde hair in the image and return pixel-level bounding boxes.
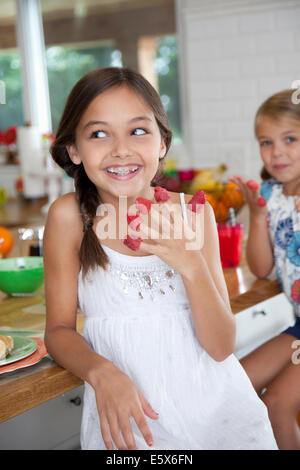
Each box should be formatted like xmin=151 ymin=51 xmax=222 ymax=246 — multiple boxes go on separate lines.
xmin=254 ymin=89 xmax=300 ymax=180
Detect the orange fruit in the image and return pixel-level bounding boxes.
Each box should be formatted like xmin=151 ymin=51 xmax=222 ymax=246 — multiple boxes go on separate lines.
xmin=0 ymin=226 xmax=14 ymax=257
xmin=205 ymin=192 xmax=217 ymax=212
xmin=221 ymin=184 xmax=244 ymax=210
xmin=214 ymin=201 xmax=228 ymax=223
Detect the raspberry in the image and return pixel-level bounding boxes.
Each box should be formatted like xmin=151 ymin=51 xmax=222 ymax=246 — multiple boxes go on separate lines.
xmin=136 ymin=197 xmax=152 ymax=214
xmin=123 ymin=234 xmax=142 ymax=251
xmin=127 ymin=214 xmax=139 ymax=224
xmin=187 ymin=190 xmax=206 ymax=213
xmin=246 ymin=180 xmax=260 ymax=191
xmin=257 ymin=197 xmax=267 ymax=207
xmin=154 ymin=186 xmax=170 ymax=202
xmin=127 ymin=214 xmax=142 ymax=230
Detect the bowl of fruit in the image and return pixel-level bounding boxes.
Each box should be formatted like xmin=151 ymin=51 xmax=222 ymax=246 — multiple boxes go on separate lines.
xmin=188 ymin=165 xmax=244 ymax=223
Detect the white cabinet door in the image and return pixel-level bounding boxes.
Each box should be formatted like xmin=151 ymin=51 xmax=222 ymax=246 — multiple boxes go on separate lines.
xmin=234 ymin=293 xmax=295 ymax=359
xmin=0 ymin=385 xmax=84 ymax=450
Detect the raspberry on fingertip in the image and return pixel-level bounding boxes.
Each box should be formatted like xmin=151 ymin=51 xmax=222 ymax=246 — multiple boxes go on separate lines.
xmin=257 ymin=197 xmax=267 ymax=207
xmin=246 ymin=180 xmax=260 ymax=191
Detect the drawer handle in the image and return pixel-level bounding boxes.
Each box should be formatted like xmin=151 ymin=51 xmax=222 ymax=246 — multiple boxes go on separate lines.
xmin=70 ymin=396 xmax=82 ymax=406
xmin=252 ymin=309 xmax=267 ymax=317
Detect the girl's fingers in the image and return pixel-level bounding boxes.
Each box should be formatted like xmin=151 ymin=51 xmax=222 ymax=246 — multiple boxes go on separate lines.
xmin=132 ymin=408 xmax=154 ymax=448
xmin=137 ymin=221 xmax=160 ymax=242
xmin=107 ymin=411 xmax=128 ymax=450
xmin=118 ymin=415 xmax=138 ymax=450
xmin=139 ymin=391 xmax=159 ymax=420
xmin=246 ymin=180 xmax=260 ymax=191
xmin=99 ymin=412 xmax=115 ymax=450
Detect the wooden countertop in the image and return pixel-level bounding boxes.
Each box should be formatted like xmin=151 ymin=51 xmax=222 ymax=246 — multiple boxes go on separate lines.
xmin=0 ymin=198 xmax=281 ymax=423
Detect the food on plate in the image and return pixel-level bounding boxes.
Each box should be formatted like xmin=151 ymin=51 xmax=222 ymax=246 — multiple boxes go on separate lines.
xmin=0 ymin=334 xmax=14 ymax=360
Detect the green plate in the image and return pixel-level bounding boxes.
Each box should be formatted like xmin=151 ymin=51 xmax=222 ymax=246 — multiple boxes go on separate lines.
xmin=0 ymin=336 xmax=37 ymax=366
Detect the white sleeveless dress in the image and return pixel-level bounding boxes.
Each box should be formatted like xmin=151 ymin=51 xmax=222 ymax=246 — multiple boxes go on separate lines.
xmin=78 ymin=199 xmax=277 ymax=450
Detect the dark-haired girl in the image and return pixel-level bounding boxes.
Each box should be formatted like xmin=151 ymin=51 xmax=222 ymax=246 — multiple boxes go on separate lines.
xmin=44 ymin=67 xmax=277 ymax=450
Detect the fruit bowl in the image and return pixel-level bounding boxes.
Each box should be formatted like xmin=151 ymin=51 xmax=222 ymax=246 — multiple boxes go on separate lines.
xmin=187 ymin=166 xmax=244 ymax=223
xmin=189 ymin=182 xmax=244 ymax=223
xmin=0 ymin=257 xmax=44 ymax=295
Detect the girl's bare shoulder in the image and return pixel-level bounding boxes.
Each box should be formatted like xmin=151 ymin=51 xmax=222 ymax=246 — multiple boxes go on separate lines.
xmin=48 ymin=192 xmax=80 ymax=220
xmin=45 ymin=192 xmax=83 ymax=244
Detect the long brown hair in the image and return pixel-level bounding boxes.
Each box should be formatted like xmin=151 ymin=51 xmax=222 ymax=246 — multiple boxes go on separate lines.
xmin=51 ymin=67 xmax=172 ymax=278
xmin=254 ymin=89 xmax=300 ymax=180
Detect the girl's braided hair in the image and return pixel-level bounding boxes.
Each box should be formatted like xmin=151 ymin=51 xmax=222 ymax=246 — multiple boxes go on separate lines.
xmin=50 ymin=67 xmax=172 ymax=278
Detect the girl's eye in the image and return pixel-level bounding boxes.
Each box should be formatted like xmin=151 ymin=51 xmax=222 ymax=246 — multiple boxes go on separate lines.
xmin=91 ymin=130 xmax=106 ymax=138
xmin=132 ymin=128 xmax=147 ymax=136
xmin=286 ymin=136 xmax=296 ymax=143
xmin=260 ymin=140 xmax=271 ymax=147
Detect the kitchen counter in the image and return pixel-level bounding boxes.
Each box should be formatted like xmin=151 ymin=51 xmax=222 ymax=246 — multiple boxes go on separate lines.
xmin=0 ymin=198 xmax=281 ymax=424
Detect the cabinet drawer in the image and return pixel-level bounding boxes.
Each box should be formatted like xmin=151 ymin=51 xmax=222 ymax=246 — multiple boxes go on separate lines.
xmin=0 ymin=385 xmax=84 ymax=450
xmin=234 ymin=293 xmax=295 ymax=359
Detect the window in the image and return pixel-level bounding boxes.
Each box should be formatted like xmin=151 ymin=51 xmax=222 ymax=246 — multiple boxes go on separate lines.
xmin=155 ymin=35 xmax=181 ymax=143
xmin=138 ymin=34 xmax=181 ymax=143
xmin=46 ymin=43 xmax=122 ymax=131
xmin=0 ymin=43 xmax=122 ymax=132
xmin=0 ymin=50 xmax=23 ymax=129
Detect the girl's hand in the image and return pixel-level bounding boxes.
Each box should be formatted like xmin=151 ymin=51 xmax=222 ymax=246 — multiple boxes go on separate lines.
xmin=94 ymin=362 xmax=158 ymax=450
xmin=129 ymin=200 xmax=204 ymax=278
xmin=229 ymin=175 xmax=267 ymax=219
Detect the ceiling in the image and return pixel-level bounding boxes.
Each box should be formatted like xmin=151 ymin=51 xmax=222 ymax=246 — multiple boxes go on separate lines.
xmin=0 ymin=0 xmax=169 ymax=21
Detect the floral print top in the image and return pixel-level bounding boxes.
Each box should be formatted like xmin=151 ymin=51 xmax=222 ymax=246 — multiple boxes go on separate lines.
xmin=260 ymin=179 xmax=300 ymax=316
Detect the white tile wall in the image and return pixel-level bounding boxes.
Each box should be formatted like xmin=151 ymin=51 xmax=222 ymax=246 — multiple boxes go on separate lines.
xmin=176 ymin=0 xmax=300 ymax=179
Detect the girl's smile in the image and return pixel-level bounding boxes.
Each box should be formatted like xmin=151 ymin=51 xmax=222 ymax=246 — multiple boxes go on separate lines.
xmin=104 ymin=164 xmax=142 ymax=180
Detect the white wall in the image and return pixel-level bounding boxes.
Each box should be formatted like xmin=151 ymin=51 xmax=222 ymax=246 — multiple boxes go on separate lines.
xmin=176 ymin=0 xmax=300 ymax=179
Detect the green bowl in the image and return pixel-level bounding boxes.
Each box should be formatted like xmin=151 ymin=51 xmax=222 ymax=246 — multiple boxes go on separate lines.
xmin=0 ymin=257 xmax=44 ymax=295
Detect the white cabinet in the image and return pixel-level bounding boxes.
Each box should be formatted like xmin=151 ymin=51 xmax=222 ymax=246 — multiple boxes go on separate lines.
xmin=0 ymin=385 xmax=84 ymax=450
xmin=234 ymin=293 xmax=295 ymax=359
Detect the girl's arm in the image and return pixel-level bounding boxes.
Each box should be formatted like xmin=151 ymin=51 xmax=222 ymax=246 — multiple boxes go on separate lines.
xmin=43 ymin=194 xmax=108 ymax=384
xmin=44 ymin=193 xmax=157 ymax=451
xmin=246 ymin=211 xmax=274 ymax=278
xmin=229 ymin=175 xmax=274 ymax=278
xmin=180 ymin=202 xmax=236 ymax=362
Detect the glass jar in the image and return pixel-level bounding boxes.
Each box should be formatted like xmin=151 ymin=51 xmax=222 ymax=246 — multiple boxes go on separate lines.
xmin=18 ymin=226 xmax=44 ymax=257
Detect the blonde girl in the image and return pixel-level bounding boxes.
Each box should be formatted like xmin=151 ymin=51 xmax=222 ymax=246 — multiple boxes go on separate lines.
xmin=231 ymin=89 xmax=300 ymax=449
